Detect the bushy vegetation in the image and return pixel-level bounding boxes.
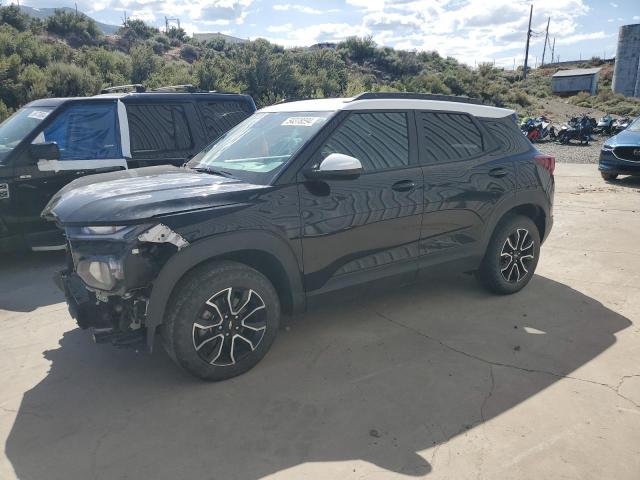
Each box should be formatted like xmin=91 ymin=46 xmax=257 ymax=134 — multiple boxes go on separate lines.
xmin=1 ymin=5 xmax=639 ymax=123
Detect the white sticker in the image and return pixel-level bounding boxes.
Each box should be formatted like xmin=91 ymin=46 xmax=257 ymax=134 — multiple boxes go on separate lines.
xmin=27 ymin=110 xmax=50 ymax=120
xmin=0 ymin=183 xmax=9 ymax=200
xmin=281 ymin=116 xmax=321 ymax=127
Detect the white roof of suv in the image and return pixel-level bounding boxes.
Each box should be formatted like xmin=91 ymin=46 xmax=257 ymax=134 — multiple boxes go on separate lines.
xmin=260 ymin=96 xmax=514 ymax=119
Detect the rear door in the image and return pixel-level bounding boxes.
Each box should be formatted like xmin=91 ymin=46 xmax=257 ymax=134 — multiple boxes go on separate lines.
xmin=298 ymin=110 xmax=424 ymax=294
xmin=417 ymin=110 xmax=516 ymax=266
xmin=125 ymin=102 xmax=198 ymax=167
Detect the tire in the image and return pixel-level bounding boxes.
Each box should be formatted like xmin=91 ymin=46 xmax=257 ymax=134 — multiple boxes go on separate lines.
xmin=161 ymin=260 xmax=280 ymax=381
xmin=601 ymin=172 xmax=618 ymax=181
xmin=476 ymin=215 xmax=541 ymax=295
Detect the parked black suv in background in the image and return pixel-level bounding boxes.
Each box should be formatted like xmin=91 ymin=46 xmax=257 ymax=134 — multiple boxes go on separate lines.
xmin=44 ymin=92 xmax=555 ymax=381
xmin=0 ymin=85 xmax=255 ymax=252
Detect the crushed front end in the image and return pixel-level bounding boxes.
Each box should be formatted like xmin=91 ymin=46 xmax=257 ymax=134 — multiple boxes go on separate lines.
xmin=58 ymin=224 xmax=188 ymax=349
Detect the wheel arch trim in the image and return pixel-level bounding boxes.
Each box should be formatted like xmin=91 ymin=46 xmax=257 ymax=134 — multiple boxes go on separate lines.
xmin=145 ymin=230 xmax=305 ymax=349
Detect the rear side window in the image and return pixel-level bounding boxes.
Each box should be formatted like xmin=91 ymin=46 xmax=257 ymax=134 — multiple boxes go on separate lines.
xmin=197 ymin=101 xmax=253 ymax=139
xmin=419 ymin=111 xmax=485 ymax=163
xmin=480 ymin=118 xmax=531 ymax=155
xmin=320 ymin=112 xmax=409 ymax=172
xmin=40 ymin=103 xmax=120 ymax=160
xmin=127 ymin=104 xmax=193 ymax=153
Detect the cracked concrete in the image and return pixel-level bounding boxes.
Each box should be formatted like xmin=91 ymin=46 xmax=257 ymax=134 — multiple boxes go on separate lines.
xmin=1 ymin=163 xmax=640 ymax=479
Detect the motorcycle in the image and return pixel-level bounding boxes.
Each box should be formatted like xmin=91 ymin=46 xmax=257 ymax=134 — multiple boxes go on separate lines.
xmin=594 ymin=114 xmax=615 ymax=135
xmin=556 ymin=114 xmax=593 ymax=145
xmin=521 ymin=116 xmax=553 ymax=143
xmin=612 ymin=117 xmax=631 ymax=134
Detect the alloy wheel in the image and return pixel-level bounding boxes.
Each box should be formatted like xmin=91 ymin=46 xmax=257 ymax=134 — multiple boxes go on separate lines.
xmin=500 ymin=228 xmax=535 ymax=283
xmin=192 ymin=287 xmax=267 ymax=366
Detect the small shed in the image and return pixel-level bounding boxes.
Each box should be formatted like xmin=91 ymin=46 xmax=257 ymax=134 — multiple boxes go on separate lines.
xmin=551 ymin=68 xmax=601 ymax=96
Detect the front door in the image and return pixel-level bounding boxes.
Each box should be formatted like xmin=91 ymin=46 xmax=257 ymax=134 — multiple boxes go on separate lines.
xmin=416 ymin=110 xmax=516 ymax=267
xmin=12 ymin=101 xmax=125 ymax=248
xmin=298 ymin=110 xmax=424 ymax=294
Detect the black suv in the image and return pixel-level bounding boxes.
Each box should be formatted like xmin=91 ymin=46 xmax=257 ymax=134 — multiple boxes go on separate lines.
xmin=0 ymin=86 xmax=255 ymax=252
xmin=44 ymin=93 xmax=555 ymax=381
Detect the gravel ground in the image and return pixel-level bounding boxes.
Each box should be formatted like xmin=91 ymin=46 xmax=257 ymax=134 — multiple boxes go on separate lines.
xmin=535 ymin=135 xmax=605 ymax=164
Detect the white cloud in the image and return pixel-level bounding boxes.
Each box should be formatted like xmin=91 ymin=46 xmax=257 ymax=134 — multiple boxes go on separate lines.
xmin=264 ymin=0 xmax=596 ymax=66
xmin=555 ymin=31 xmax=612 ymax=46
xmin=609 ymin=2 xmax=618 ymax=7
xmin=272 ymin=4 xmax=325 ymax=15
xmin=267 ymin=23 xmax=293 ymax=33
xmin=634 ymin=15 xmax=640 ymax=20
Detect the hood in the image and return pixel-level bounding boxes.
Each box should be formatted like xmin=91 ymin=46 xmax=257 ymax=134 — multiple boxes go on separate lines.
xmin=43 ymin=165 xmax=269 ymax=225
xmin=606 ymin=128 xmax=640 ymax=146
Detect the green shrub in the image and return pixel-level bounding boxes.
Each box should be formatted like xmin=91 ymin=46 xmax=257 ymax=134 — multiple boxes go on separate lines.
xmin=180 ymin=44 xmax=199 ymax=63
xmin=17 ymin=64 xmax=48 ymax=103
xmin=46 ymin=9 xmax=102 ymax=47
xmin=130 ymin=44 xmax=160 ymax=83
xmin=0 ymin=5 xmax=31 ymax=32
xmin=45 ymin=62 xmax=101 ymax=97
xmin=0 ymin=100 xmax=11 ymax=122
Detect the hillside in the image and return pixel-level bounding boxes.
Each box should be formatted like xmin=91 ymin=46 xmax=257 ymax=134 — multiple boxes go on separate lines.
xmin=1 ymin=5 xmax=639 ymax=124
xmin=19 ymin=5 xmax=118 ymax=35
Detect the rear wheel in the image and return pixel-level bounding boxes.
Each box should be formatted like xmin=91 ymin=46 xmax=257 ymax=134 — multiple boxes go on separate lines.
xmin=161 ymin=261 xmax=280 ymax=381
xmin=476 ymin=215 xmax=540 ymax=295
xmin=601 ymin=172 xmax=618 ymax=181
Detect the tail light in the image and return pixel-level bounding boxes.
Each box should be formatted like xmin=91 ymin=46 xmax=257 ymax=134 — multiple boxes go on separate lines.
xmin=534 ymin=154 xmax=555 ymax=175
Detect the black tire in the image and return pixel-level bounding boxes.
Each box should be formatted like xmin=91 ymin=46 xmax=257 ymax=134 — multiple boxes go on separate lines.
xmin=476 ymin=215 xmax=541 ymax=295
xmin=601 ymin=172 xmax=618 ymax=181
xmin=161 ymin=260 xmax=280 ymax=381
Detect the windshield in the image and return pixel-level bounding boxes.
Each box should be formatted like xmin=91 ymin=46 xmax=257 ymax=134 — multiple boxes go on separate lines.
xmin=627 ymin=117 xmax=640 ymax=132
xmin=0 ymin=106 xmax=55 ymax=164
xmin=189 ymin=111 xmax=333 ymax=183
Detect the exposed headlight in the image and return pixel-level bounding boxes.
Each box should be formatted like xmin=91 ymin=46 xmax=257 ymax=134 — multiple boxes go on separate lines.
xmin=81 ymin=226 xmax=128 ymax=235
xmin=76 ymin=258 xmax=124 ymax=291
xmin=602 ymin=144 xmax=614 ymax=152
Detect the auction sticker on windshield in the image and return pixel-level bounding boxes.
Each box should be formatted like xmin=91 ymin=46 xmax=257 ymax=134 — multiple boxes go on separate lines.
xmin=281 ymin=117 xmax=322 ymax=127
xmin=27 ymin=110 xmax=51 ymax=120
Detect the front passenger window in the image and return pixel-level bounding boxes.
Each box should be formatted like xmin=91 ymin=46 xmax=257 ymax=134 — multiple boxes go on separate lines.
xmin=39 ymin=103 xmax=120 ymax=160
xmin=320 ymin=112 xmax=409 ymax=171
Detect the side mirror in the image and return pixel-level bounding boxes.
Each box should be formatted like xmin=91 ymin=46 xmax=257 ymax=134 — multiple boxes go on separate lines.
xmin=30 ymin=142 xmax=60 ymax=161
xmin=304 ymin=153 xmax=363 ymax=180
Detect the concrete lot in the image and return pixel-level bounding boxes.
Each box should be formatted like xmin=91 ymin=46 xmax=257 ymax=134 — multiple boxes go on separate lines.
xmin=1 ymin=163 xmax=640 ymax=480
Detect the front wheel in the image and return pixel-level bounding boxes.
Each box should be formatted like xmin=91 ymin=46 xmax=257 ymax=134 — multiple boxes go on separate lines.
xmin=161 ymin=261 xmax=280 ymax=381
xmin=476 ymin=215 xmax=541 ymax=295
xmin=601 ymin=172 xmax=618 ymax=181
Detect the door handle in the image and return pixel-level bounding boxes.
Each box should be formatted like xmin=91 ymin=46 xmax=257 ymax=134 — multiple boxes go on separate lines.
xmin=391 ymin=180 xmax=416 ymax=192
xmin=489 ymin=167 xmax=509 ymax=178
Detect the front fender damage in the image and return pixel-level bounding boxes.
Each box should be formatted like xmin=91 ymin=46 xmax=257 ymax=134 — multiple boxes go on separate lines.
xmin=137 ymin=223 xmax=189 ymax=250
xmin=60 ymin=223 xmax=189 ymax=351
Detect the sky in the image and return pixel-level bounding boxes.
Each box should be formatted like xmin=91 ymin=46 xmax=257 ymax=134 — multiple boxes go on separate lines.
xmin=17 ymin=0 xmax=640 ymax=68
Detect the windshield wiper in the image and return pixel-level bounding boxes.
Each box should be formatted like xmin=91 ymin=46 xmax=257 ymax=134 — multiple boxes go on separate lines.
xmin=191 ymin=166 xmax=235 ymax=178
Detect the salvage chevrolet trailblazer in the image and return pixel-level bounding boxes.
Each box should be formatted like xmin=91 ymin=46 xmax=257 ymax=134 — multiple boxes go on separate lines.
xmin=43 ymin=92 xmax=555 ymax=381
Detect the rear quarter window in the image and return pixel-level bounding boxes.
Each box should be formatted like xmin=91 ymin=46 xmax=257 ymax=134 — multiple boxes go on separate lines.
xmin=418 ymin=111 xmax=485 ymax=163
xmin=127 ymin=104 xmax=193 ymax=153
xmin=197 ymin=101 xmax=254 ymax=139
xmin=479 ymin=117 xmax=531 ymax=155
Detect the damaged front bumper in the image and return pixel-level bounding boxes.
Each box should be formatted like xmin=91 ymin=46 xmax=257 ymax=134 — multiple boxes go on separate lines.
xmin=59 ymin=223 xmax=189 ymax=350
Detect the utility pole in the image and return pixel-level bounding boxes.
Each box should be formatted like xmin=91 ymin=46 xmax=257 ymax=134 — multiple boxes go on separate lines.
xmin=551 ymin=37 xmax=555 ymax=64
xmin=541 ymin=16 xmax=550 ymax=66
xmin=523 ymin=4 xmax=533 ymax=79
